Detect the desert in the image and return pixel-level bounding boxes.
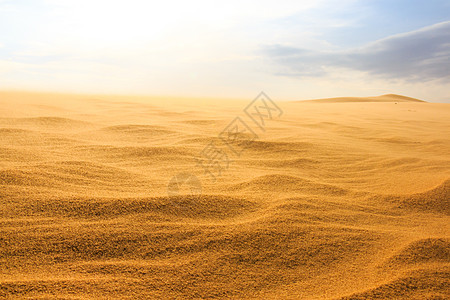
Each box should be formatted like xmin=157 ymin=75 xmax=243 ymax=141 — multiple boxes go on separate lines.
xmin=0 ymin=91 xmax=448 ymax=299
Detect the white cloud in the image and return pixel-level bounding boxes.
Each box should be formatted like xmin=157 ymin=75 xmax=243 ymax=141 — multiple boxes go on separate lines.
xmin=265 ymin=21 xmax=450 ymax=82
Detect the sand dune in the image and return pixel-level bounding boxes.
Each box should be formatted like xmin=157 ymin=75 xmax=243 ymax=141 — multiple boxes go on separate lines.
xmin=380 ymin=180 xmax=450 ymax=215
xmin=0 ymin=91 xmax=449 ymax=299
xmin=302 ymin=94 xmax=425 ymax=103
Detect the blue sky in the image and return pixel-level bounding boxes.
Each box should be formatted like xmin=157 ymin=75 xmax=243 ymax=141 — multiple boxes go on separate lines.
xmin=319 ymin=0 xmax=450 ymax=46
xmin=0 ymin=0 xmax=449 ymax=101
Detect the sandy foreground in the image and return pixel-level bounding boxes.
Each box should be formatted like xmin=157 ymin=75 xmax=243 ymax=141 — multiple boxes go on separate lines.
xmin=0 ymin=91 xmax=449 ymax=299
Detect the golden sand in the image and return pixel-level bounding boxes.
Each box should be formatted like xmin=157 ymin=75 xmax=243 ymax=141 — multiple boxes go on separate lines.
xmin=0 ymin=91 xmax=449 ymax=299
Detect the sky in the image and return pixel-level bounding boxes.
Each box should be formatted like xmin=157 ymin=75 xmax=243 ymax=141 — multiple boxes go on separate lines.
xmin=0 ymin=0 xmax=449 ymax=102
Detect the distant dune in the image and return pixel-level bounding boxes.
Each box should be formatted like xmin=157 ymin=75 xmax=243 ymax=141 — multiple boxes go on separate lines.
xmin=0 ymin=91 xmax=448 ymax=299
xmin=301 ymin=94 xmax=426 ymax=103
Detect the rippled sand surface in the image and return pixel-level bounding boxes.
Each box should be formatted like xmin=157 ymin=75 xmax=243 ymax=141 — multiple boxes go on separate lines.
xmin=1 ymin=91 xmax=449 ymax=299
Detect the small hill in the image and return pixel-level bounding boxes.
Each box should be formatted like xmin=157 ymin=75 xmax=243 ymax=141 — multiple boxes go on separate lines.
xmin=301 ymin=94 xmax=426 ymax=103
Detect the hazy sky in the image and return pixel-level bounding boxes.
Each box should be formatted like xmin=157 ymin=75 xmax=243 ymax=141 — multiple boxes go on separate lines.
xmin=0 ymin=0 xmax=449 ymax=101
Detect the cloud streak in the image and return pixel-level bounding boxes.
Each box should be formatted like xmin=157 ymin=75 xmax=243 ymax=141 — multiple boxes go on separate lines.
xmin=265 ymin=21 xmax=450 ymax=81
